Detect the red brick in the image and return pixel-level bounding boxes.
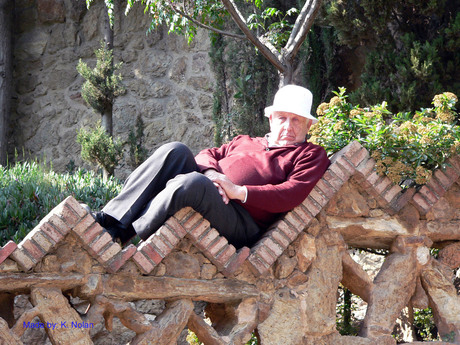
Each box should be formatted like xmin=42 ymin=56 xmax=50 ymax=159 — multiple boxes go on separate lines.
xmin=374 ymin=176 xmax=392 ymax=195
xmin=182 ymin=211 xmax=203 ymax=230
xmin=139 ymin=242 xmax=163 ymax=264
xmin=302 ymin=197 xmax=321 ymax=217
xmin=22 ymin=239 xmax=44 ymax=261
xmin=356 ymin=157 xmax=376 ymax=178
xmin=348 ymin=147 xmax=369 ymax=167
xmin=40 ymin=222 xmax=64 ymax=244
xmin=308 ymin=188 xmax=328 ymax=207
xmin=81 ymin=223 xmax=104 ymax=245
xmin=323 ymin=170 xmax=343 ymax=191
xmin=208 ymin=237 xmax=228 ymax=257
xmin=197 ymin=228 xmax=219 ymax=249
xmin=61 ymin=204 xmax=81 ymax=228
xmin=447 ymin=155 xmax=460 ymax=173
xmin=150 ymin=235 xmax=172 ymax=257
xmin=165 ymin=217 xmax=187 ymax=238
xmin=89 ymin=232 xmax=112 ymax=255
xmin=73 ymin=214 xmax=96 ymax=236
xmin=426 ymin=177 xmax=446 ymax=198
xmin=314 ymin=179 xmax=336 ymax=199
xmin=158 ymin=225 xmax=181 ymax=247
xmin=443 ymin=165 xmax=459 ymax=183
xmin=329 ymin=161 xmax=349 ymax=182
xmin=187 ymin=219 xmax=211 ymax=241
xmin=0 ymin=241 xmax=18 ymax=265
xmin=412 ymin=193 xmax=431 ymax=214
xmin=419 ymin=185 xmax=439 ymax=205
xmin=390 ymin=188 xmax=416 ymax=212
xmin=221 ymin=246 xmax=246 ymax=276
xmin=342 ymin=141 xmax=363 ymax=159
xmin=247 ymin=254 xmax=270 ymax=276
xmin=46 ymin=214 xmax=71 ymax=235
xmin=31 ymin=231 xmax=53 ymax=253
xmin=270 ymin=229 xmax=291 ymax=248
xmin=366 ymin=171 xmax=381 ymax=186
xmin=383 ymin=184 xmax=402 ymax=204
xmin=64 ymin=196 xmax=88 ymax=218
xmin=216 ymin=244 xmax=236 ymax=263
xmin=276 ymin=220 xmax=299 ymax=241
xmin=107 ymin=244 xmax=137 ymax=273
xmin=434 ymin=169 xmax=452 ymax=189
xmin=99 ymin=242 xmax=122 ymax=264
xmin=10 ymin=247 xmax=36 ymax=271
xmin=173 ymin=207 xmax=194 ymax=221
xmin=283 ymin=211 xmax=303 ymax=231
xmin=262 ymin=237 xmax=283 ymax=257
xmin=132 ymin=251 xmax=155 ymax=274
xmin=255 ymin=245 xmax=277 ymax=266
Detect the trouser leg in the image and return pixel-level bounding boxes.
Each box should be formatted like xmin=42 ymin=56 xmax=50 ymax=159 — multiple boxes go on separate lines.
xmin=102 ymin=142 xmax=198 ymax=226
xmin=132 ymin=172 xmax=261 ymax=249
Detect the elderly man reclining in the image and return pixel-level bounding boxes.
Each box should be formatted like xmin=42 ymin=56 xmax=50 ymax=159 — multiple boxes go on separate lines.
xmin=87 ymin=85 xmax=330 ymax=249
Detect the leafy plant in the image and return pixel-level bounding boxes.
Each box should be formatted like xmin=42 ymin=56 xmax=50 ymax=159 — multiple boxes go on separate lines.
xmin=310 ymin=88 xmax=459 ymax=187
xmin=0 ymin=160 xmax=121 ymax=246
xmin=413 ymin=308 xmax=439 ymax=341
xmin=127 ymin=115 xmax=148 ymax=168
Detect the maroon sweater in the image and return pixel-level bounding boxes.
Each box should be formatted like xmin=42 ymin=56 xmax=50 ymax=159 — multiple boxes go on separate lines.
xmin=195 ymin=135 xmax=330 ymax=229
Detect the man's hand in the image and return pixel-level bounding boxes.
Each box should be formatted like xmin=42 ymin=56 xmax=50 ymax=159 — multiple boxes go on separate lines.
xmin=203 ymin=169 xmax=247 ymax=204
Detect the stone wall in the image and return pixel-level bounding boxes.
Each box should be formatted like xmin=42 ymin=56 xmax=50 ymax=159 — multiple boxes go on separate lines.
xmin=0 ymin=141 xmax=459 ymax=345
xmin=10 ymin=0 xmax=215 ymax=176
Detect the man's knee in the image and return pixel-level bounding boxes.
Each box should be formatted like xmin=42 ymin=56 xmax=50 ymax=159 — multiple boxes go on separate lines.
xmin=172 ymin=172 xmax=212 ymax=194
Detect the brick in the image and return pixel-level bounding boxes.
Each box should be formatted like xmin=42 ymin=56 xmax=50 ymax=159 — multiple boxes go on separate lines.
xmin=132 ymin=251 xmax=155 ymax=274
xmin=329 ymin=161 xmax=349 ymax=182
xmin=187 ymin=219 xmax=211 ymax=241
xmin=22 ymin=240 xmax=44 ymax=261
xmin=262 ymin=237 xmax=283 ymax=257
xmin=107 ymin=244 xmax=137 ymax=273
xmin=216 ymin=244 xmax=237 ymax=265
xmin=139 ymin=242 xmax=163 ymax=264
xmin=89 ymin=232 xmax=112 ymax=255
xmin=182 ymin=211 xmax=203 ymax=230
xmin=332 ymin=141 xmax=362 ymax=162
xmin=383 ymin=184 xmax=402 ymax=204
xmin=40 ymin=222 xmax=64 ymax=244
xmin=270 ymin=229 xmax=291 ymax=248
xmin=165 ymin=217 xmax=187 ymax=238
xmin=99 ymin=242 xmax=122 ymax=264
xmin=10 ymin=247 xmax=36 ymax=271
xmin=32 ymin=231 xmax=53 ymax=253
xmin=314 ymin=179 xmax=336 ymax=199
xmin=443 ymin=165 xmax=459 ymax=183
xmin=247 ymin=254 xmax=270 ymax=276
xmin=412 ymin=193 xmax=431 ymax=214
xmin=46 ymin=214 xmax=71 ymax=235
xmin=73 ymin=214 xmax=96 ymax=236
xmin=308 ymin=188 xmax=328 ymax=208
xmin=173 ymin=207 xmax=194 ymax=222
xmin=356 ymin=157 xmax=376 ymax=178
xmin=61 ymin=204 xmax=81 ymax=228
xmin=64 ymin=196 xmax=88 ymax=218
xmin=198 ymin=228 xmax=219 ymax=249
xmin=434 ymin=169 xmax=451 ymax=189
xmin=276 ymin=220 xmax=299 ymax=241
xmin=390 ymin=188 xmax=416 ymax=212
xmin=426 ymin=177 xmax=446 ymax=198
xmin=81 ymin=223 xmax=105 ymax=245
xmin=283 ymin=211 xmax=303 ymax=231
xmin=374 ymin=176 xmax=392 ymax=195
xmin=221 ymin=246 xmax=247 ymax=276
xmin=302 ymin=197 xmax=321 ymax=217
xmin=0 ymin=241 xmax=18 ymax=265
xmin=150 ymin=235 xmax=172 ymax=257
xmin=255 ymin=245 xmax=277 ymax=266
xmin=158 ymin=225 xmax=181 ymax=247
xmin=322 ymin=170 xmax=343 ymax=191
xmin=366 ymin=171 xmax=381 ymax=186
xmin=447 ymin=155 xmax=460 ymax=173
xmin=337 ymin=155 xmax=357 ymax=174
xmin=208 ymin=237 xmax=228 ymax=257
xmin=348 ymin=147 xmax=369 ymax=167
xmin=419 ymin=185 xmax=439 ymax=205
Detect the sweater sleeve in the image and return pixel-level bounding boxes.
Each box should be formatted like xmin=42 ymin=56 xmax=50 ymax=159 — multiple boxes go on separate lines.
xmin=244 ymin=145 xmax=330 ymax=213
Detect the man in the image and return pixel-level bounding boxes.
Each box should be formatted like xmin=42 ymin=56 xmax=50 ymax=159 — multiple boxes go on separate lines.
xmin=89 ymin=85 xmax=330 ymax=249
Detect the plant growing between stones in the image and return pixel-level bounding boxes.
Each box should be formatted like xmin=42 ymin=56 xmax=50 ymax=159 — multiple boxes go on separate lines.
xmin=309 ymin=89 xmax=459 ymax=187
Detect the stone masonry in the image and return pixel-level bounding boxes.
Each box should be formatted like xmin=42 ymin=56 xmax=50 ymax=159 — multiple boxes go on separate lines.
xmin=0 ymin=141 xmax=459 ymax=344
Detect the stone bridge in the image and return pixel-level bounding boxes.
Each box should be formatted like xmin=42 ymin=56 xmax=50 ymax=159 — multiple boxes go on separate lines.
xmin=0 ymin=141 xmax=459 ymax=344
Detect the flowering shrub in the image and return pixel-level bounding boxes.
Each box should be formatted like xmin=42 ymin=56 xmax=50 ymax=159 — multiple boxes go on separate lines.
xmin=310 ymin=88 xmax=459 ymax=187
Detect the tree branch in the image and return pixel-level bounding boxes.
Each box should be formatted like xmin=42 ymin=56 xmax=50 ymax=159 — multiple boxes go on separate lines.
xmin=221 ymin=0 xmax=286 ymax=73
xmin=166 ymin=2 xmax=247 ymax=40
xmin=284 ymin=0 xmax=323 ymax=62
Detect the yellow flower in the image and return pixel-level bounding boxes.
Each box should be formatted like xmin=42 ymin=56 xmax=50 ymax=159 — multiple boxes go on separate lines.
xmin=371 ymin=151 xmax=382 ymax=160
xmin=417 ymin=125 xmax=429 ymax=136
xmin=364 ymin=112 xmax=374 ymax=119
xmin=415 ymin=166 xmax=432 ymax=185
xmin=443 ymin=92 xmax=458 ymax=103
xmin=329 ymin=96 xmax=342 ymax=107
xmin=436 ymin=110 xmax=456 ymax=124
xmin=420 ymin=136 xmax=433 ymax=145
xmin=451 ymin=141 xmax=460 ymax=154
xmin=349 ymin=108 xmax=363 ymax=118
xmin=316 ymin=103 xmax=329 ymax=116
xmin=333 ymin=120 xmax=345 ymax=131
xmin=433 ymin=94 xmax=444 ymax=108
xmin=399 ymin=121 xmax=417 ymax=134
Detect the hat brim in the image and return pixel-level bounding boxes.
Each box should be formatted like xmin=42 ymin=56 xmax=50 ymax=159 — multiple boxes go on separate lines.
xmin=264 ymin=105 xmax=318 ymax=124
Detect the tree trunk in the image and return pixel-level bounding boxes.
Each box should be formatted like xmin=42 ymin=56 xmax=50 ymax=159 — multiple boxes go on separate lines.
xmin=101 ymin=2 xmax=114 ymax=137
xmin=0 ymin=0 xmax=13 ymax=166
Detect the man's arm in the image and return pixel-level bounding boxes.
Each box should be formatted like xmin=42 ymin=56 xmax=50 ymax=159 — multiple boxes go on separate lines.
xmin=203 ymin=169 xmax=247 ymax=204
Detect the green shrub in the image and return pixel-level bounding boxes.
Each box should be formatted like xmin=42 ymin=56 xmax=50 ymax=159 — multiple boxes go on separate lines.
xmin=310 ymin=88 xmax=459 ymax=187
xmin=0 ymin=161 xmax=122 ymax=246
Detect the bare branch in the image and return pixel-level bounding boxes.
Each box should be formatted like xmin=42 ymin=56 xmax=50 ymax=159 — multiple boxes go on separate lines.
xmin=284 ymin=0 xmax=323 ymax=61
xmin=221 ymin=0 xmax=286 ymax=73
xmin=166 ymin=2 xmax=246 ymax=40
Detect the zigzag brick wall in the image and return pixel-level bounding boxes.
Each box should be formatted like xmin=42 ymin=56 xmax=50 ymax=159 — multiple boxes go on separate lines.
xmin=0 ymin=141 xmax=459 ymax=345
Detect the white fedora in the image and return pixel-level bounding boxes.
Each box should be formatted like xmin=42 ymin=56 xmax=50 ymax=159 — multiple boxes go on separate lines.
xmin=264 ymin=84 xmax=317 ymax=123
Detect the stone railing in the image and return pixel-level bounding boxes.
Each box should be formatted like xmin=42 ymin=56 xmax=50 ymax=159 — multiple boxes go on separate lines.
xmin=0 ymin=141 xmax=459 ymax=345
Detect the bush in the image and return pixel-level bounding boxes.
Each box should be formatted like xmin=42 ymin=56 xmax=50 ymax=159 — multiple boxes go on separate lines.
xmin=0 ymin=161 xmax=122 ymax=246
xmin=310 ymin=89 xmax=459 ymax=187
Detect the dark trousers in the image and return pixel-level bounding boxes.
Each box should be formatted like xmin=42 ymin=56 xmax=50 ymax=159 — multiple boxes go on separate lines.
xmin=102 ymin=142 xmax=261 ymax=248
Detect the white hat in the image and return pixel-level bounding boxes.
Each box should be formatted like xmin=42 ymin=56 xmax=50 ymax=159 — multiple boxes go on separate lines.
xmin=264 ymin=85 xmax=317 ymax=123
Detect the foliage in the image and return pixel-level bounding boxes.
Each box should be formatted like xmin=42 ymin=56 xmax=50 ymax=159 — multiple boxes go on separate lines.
xmin=0 ymin=160 xmax=121 ymax=246
xmin=76 ymin=41 xmax=124 ymax=115
xmin=336 ymin=285 xmax=359 ymax=336
xmin=77 ymin=122 xmax=123 ymax=176
xmin=324 ymin=0 xmax=459 ymax=112
xmin=310 ymin=88 xmax=459 ymax=187
xmin=127 ymin=115 xmax=148 ymax=168
xmin=413 ymin=308 xmax=439 ymax=341
xmin=186 ymin=329 xmax=258 ymax=344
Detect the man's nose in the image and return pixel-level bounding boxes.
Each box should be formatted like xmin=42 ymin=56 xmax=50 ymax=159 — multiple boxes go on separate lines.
xmin=283 ymin=118 xmax=294 ymax=131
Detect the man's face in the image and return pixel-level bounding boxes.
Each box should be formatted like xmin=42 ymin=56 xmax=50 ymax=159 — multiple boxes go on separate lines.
xmin=269 ymin=111 xmax=312 ymax=146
